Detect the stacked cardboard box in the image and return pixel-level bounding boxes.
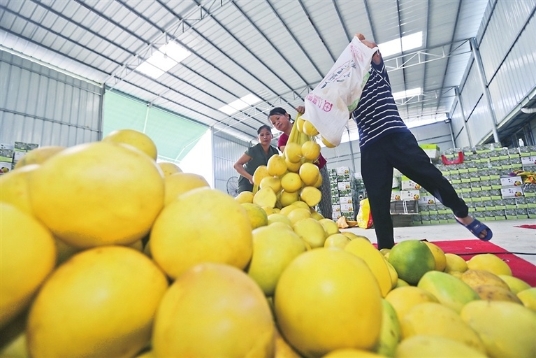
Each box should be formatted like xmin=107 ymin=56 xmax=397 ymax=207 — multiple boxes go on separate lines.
xmin=329 ymin=166 xmax=355 ymax=221
xmin=419 ymin=143 xmax=536 ymax=224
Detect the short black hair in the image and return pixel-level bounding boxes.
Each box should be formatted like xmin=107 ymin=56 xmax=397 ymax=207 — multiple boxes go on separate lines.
xmin=268 ymin=107 xmax=287 ymax=117
xmin=257 ymin=124 xmax=272 ymax=134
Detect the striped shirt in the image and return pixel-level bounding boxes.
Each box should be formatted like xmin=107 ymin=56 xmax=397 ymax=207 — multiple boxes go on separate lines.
xmin=352 ymin=58 xmax=410 ymax=148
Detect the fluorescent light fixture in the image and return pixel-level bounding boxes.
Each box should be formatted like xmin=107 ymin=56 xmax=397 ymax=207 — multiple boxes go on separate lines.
xmin=136 ymin=41 xmax=191 ymax=78
xmin=219 ymin=94 xmax=261 ymax=115
xmin=393 ymin=87 xmax=422 ymax=100
xmin=378 ymin=31 xmax=423 ymax=57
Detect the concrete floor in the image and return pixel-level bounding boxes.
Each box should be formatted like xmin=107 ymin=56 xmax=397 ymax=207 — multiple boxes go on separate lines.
xmin=342 ymin=218 xmax=536 ymax=266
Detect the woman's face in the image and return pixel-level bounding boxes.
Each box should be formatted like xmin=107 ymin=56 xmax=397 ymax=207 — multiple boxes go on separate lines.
xmin=258 ymin=128 xmax=273 ymax=145
xmin=269 ymin=113 xmax=290 ymax=133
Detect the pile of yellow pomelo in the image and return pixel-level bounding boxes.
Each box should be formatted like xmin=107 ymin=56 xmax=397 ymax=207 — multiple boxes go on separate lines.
xmin=1 ymin=128 xmax=536 ymax=358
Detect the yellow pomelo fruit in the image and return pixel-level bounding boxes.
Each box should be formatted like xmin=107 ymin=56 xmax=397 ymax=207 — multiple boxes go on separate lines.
xmin=313 ymin=171 xmax=323 ymax=187
xmin=388 ymin=240 xmax=435 ymax=285
xmin=345 ymin=239 xmax=393 ymax=297
xmin=235 ymin=190 xmax=254 ymax=204
xmin=293 ymin=217 xmax=327 ymax=248
xmin=460 ymin=269 xmax=510 ymax=290
xmin=284 ymin=157 xmax=301 ymax=173
xmin=342 ymin=232 xmax=369 ymax=241
xmin=157 ymin=161 xmax=182 ymax=177
xmin=279 ymin=190 xmax=299 ymax=207
xmin=267 ymin=155 xmax=287 ymax=177
xmin=262 ymin=206 xmax=276 ymax=215
xmin=241 ymin=203 xmax=269 ymax=229
xmin=254 ymin=187 xmax=277 ymax=208
xmin=325 ymin=349 xmax=385 ymax=357
xmin=27 ymin=246 xmax=168 ymax=358
xmin=396 ymin=335 xmax=487 ymax=358
xmin=460 ymin=300 xmax=536 ymax=358
xmin=269 ymin=221 xmax=293 ymax=232
xmin=286 ymin=207 xmax=311 ymax=225
xmin=473 ymin=284 xmax=523 ymax=303
xmin=300 ymin=186 xmax=321 ymax=207
xmin=274 ymin=248 xmax=382 ymax=356
xmin=260 ymin=176 xmax=281 ymax=193
xmin=150 ymin=188 xmax=253 ymax=279
xmin=295 ymin=116 xmax=305 ymax=133
xmin=301 ymin=141 xmax=321 ymax=162
xmin=164 ymin=172 xmax=209 ymax=205
xmin=423 ymin=241 xmax=447 ymax=271
xmin=311 ymin=211 xmax=324 ymax=220
xmin=247 ymin=225 xmax=306 ymax=296
xmin=467 ymin=253 xmax=512 ymax=276
xmin=281 ymin=172 xmax=302 ymax=192
xmin=0 ymin=203 xmax=56 ymax=328
xmin=153 ymin=263 xmax=274 ymax=358
xmin=29 ymin=142 xmax=164 ymax=248
xmin=401 ymin=302 xmax=486 ymax=353
xmin=253 ymin=165 xmax=270 ymax=186
xmin=102 ymin=129 xmax=157 ymax=160
xmin=395 ymin=279 xmax=410 ymax=288
xmin=517 ymin=288 xmax=536 ymax=311
xmin=290 ymin=200 xmax=311 ymax=211
xmin=279 ymin=204 xmax=296 ymax=216
xmin=385 ymin=286 xmax=439 ymax=322
xmin=321 ymin=136 xmax=336 ymax=148
xmin=0 ymin=164 xmax=39 ymax=215
xmin=385 ymin=260 xmax=398 ymax=289
xmin=324 ymin=233 xmax=351 ymax=249
xmin=284 ymin=142 xmax=302 ymax=163
xmin=299 ymin=162 xmax=320 ymax=186
xmin=14 ymin=145 xmax=65 ymax=169
xmin=444 ymin=252 xmax=468 ymax=273
xmin=267 ymin=213 xmax=292 ymax=226
xmin=319 ymin=218 xmax=340 ymax=236
xmin=499 ymin=275 xmax=531 ymax=294
xmin=302 ymin=120 xmax=319 ymax=136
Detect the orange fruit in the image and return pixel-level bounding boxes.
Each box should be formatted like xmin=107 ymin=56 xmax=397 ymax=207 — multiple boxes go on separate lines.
xmin=0 ymin=203 xmax=56 ymax=328
xmin=274 ymin=248 xmax=382 ymax=356
xmin=27 ymin=246 xmax=168 ymax=358
xmin=153 ymin=263 xmax=274 ymax=357
xmin=388 ymin=240 xmax=435 ymax=285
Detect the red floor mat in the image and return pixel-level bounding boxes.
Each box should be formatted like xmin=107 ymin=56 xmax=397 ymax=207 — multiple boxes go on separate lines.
xmin=517 ymin=224 xmax=536 ymax=229
xmin=430 ymin=239 xmax=536 ymax=287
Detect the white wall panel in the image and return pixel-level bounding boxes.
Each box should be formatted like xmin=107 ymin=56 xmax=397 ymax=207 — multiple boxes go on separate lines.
xmin=212 ymin=130 xmax=250 ymax=194
xmin=0 ymin=50 xmax=102 ymax=147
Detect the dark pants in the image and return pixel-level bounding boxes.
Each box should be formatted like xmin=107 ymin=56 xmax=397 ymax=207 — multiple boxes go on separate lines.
xmin=360 ymin=131 xmax=468 ymax=249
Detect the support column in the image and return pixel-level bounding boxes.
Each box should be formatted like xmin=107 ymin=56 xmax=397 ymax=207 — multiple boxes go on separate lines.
xmin=455 ymin=86 xmax=473 ymax=148
xmin=470 ymin=37 xmax=500 ymax=143
xmin=347 ymin=126 xmax=357 ymax=173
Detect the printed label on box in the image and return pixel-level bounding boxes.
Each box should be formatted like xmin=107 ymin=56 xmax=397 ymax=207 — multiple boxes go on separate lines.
xmin=399 ymin=190 xmax=420 ymax=201
xmin=500 ymin=187 xmax=524 ymax=198
xmin=339 ymin=196 xmax=352 ymax=204
xmin=500 ymin=176 xmax=523 ymax=187
xmin=337 ymin=181 xmax=351 ymax=191
xmin=340 ymin=203 xmax=354 ymax=212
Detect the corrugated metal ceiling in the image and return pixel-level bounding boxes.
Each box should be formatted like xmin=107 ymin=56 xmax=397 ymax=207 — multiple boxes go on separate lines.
xmin=0 ymin=0 xmax=490 ymax=142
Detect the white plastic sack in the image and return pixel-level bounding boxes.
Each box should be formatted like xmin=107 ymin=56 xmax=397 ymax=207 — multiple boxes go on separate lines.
xmin=303 ymin=37 xmax=378 ymax=146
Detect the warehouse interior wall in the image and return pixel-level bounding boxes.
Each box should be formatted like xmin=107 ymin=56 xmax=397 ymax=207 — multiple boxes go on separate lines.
xmin=212 ymin=130 xmax=251 ymax=195
xmin=0 ymin=50 xmax=102 ymax=147
xmin=450 ymin=0 xmax=536 ymax=148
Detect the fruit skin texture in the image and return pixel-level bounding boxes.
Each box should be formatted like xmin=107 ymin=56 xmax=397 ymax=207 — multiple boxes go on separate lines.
xmin=0 ymin=164 xmax=38 ymax=215
xmin=417 ymin=270 xmax=480 ymax=313
xmin=150 ymin=188 xmax=253 ymax=279
xmin=163 ymin=172 xmax=209 ymax=205
xmin=384 ymin=286 xmax=439 ymax=323
xmin=29 ymin=142 xmax=165 ymax=248
xmin=274 ymin=248 xmax=382 ymax=357
xmin=400 ymin=302 xmax=486 ymax=353
xmin=499 ymin=275 xmax=531 ymax=294
xmin=374 ymin=299 xmax=401 ymax=357
xmin=0 ymin=203 xmax=56 ymax=328
xmin=460 ymin=269 xmax=510 ymax=290
xmin=460 ymin=300 xmax=536 ymax=358
xmin=247 ymin=225 xmax=306 ymax=296
xmin=423 ymin=241 xmax=446 ymax=271
xmin=517 ymin=287 xmax=536 ymax=312
xmin=473 ymin=284 xmax=523 ymax=304
xmin=27 ymin=246 xmax=168 ymax=358
xmin=292 ymin=217 xmax=327 ymax=248
xmin=395 ymin=335 xmax=487 ymax=358
xmin=444 ymin=252 xmax=468 ymax=273
xmin=467 ymin=253 xmax=512 ymax=276
xmin=152 ymin=263 xmax=275 ymax=358
xmin=388 ymin=240 xmax=435 ymax=285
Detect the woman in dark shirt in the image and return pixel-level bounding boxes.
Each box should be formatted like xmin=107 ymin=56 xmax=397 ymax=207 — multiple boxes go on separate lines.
xmin=233 ymin=125 xmax=279 ymax=193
